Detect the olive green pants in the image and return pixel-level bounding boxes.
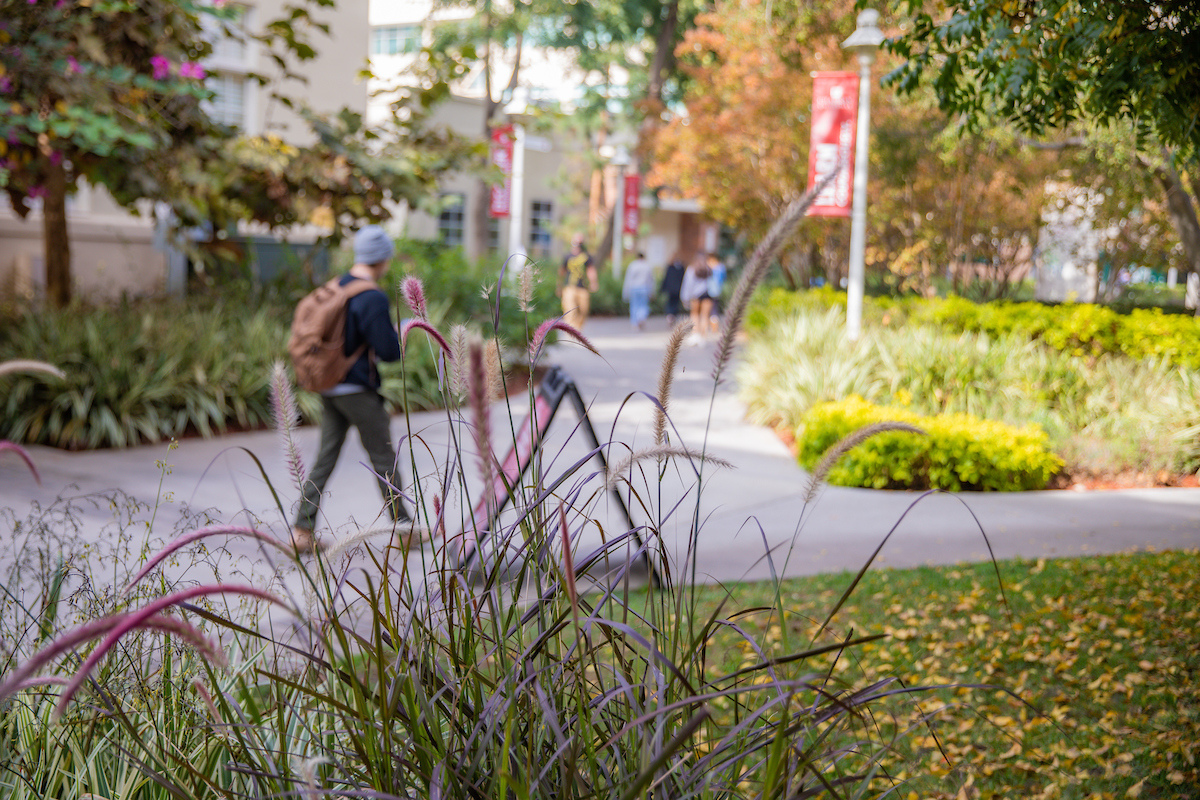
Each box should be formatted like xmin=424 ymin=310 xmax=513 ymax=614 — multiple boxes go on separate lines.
xmin=294 ymin=390 xmax=407 ymax=531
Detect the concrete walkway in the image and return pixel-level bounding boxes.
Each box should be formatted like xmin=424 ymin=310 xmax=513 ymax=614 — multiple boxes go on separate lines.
xmin=2 ymin=315 xmax=1198 ymax=595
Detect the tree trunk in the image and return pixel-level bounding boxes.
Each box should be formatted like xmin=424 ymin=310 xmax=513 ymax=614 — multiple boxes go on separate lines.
xmin=43 ymin=159 xmax=71 ymax=308
xmin=1150 ymin=159 xmax=1200 ymax=279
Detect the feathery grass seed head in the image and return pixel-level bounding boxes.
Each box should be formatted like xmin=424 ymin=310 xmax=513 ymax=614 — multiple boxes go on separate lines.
xmin=654 ymin=321 xmax=692 ymax=446
xmin=804 ymin=421 xmax=926 ymax=503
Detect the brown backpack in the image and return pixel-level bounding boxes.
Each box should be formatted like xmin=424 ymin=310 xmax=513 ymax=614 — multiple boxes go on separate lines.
xmin=288 ymin=277 xmax=380 ymax=392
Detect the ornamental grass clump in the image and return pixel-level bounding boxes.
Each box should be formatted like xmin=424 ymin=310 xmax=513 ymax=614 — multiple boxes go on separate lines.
xmin=2 ymin=183 xmax=1024 ymax=799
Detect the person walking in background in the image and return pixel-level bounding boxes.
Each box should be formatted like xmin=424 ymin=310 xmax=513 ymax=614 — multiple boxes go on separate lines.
xmin=621 ymin=251 xmax=656 ymax=331
xmin=557 ymin=234 xmax=599 ymax=331
xmin=706 ymin=251 xmax=727 ymax=330
xmin=292 ymin=225 xmax=409 ymax=553
xmin=681 ymin=253 xmax=714 ymax=345
xmin=659 ymin=253 xmax=686 ymax=326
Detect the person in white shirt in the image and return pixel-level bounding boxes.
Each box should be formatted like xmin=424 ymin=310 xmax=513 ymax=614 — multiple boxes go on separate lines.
xmin=680 ymin=253 xmax=714 ymax=344
xmin=621 ymin=252 xmax=656 ymax=330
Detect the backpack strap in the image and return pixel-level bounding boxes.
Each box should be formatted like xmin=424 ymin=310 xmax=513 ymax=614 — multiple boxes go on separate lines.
xmin=339 ymin=277 xmax=382 ymax=372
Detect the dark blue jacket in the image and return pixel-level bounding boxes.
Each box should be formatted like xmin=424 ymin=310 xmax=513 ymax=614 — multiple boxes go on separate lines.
xmin=339 ymin=274 xmax=401 ymax=390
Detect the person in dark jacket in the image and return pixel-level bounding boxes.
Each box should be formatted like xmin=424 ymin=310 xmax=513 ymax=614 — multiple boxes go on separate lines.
xmin=659 ymin=253 xmax=687 ymax=326
xmin=292 ymin=225 xmax=409 ymax=553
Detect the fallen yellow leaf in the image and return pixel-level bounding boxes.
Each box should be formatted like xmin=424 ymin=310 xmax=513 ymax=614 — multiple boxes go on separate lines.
xmin=1126 ymin=778 xmax=1145 ymax=797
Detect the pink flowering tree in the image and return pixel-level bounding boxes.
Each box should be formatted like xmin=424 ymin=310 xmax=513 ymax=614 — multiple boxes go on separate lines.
xmin=0 ymin=0 xmax=227 ymax=307
xmin=0 ymin=0 xmax=481 ymax=307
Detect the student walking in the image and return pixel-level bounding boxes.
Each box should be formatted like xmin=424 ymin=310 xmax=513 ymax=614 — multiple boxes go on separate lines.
xmin=681 ymin=253 xmax=714 ymax=345
xmin=621 ymin=251 xmax=656 ymax=330
xmin=659 ymin=253 xmax=686 ymax=326
xmin=558 ymin=234 xmax=599 ymax=331
xmin=291 ymin=225 xmax=409 ymax=553
xmin=706 ymin=252 xmax=727 ymax=329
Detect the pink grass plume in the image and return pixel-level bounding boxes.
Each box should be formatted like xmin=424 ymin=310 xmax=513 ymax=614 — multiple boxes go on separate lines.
xmin=121 ymin=525 xmax=295 ymax=596
xmin=1 ymin=441 xmax=41 ymax=484
xmin=529 ymin=317 xmax=599 ymax=364
xmin=401 ymin=275 xmax=428 ymax=320
xmin=401 ymin=319 xmax=453 ymax=359
xmin=54 ymin=584 xmax=288 ymax=718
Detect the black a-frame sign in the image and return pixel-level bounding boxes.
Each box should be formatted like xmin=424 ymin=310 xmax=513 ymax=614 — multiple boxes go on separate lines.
xmin=455 ymin=366 xmax=660 ymax=588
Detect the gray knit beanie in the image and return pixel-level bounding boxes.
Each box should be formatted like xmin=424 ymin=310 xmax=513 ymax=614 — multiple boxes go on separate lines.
xmin=354 ymin=225 xmax=395 ymax=266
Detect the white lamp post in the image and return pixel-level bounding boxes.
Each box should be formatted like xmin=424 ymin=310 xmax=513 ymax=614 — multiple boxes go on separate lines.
xmin=841 ymin=8 xmax=884 ymax=341
xmin=504 ymin=89 xmax=530 ymax=262
xmin=610 ymin=145 xmax=631 ymax=278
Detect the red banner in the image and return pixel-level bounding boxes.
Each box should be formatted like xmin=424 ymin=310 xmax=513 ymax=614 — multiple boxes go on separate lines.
xmin=806 ymin=72 xmax=858 ymax=217
xmin=489 ymin=125 xmax=515 ymax=218
xmin=622 ymin=174 xmax=640 ymax=235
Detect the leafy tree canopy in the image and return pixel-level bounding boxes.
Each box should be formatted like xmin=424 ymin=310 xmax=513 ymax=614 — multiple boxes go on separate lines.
xmin=885 ymin=0 xmax=1200 ymax=157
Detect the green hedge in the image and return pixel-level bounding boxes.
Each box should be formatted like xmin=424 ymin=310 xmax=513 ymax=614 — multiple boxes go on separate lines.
xmin=798 ymin=396 xmax=1064 ymax=491
xmin=750 ymin=287 xmax=1200 ymax=369
xmin=0 ymin=298 xmax=444 ymax=450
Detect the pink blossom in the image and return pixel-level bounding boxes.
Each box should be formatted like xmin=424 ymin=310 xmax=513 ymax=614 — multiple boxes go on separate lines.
xmin=178 ymin=62 xmax=206 ymax=80
xmin=0 ymin=76 xmax=12 ymax=93
xmin=150 ymin=55 xmax=171 ymax=81
xmin=401 ymin=275 xmax=427 ymax=320
xmin=27 ymin=186 xmax=46 ymax=200
xmin=66 ymin=56 xmax=80 ymax=75
xmin=48 ymin=151 xmax=62 ymax=166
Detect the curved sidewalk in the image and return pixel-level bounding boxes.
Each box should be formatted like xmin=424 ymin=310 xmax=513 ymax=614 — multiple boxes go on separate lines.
xmin=2 ymin=314 xmax=1197 ymax=588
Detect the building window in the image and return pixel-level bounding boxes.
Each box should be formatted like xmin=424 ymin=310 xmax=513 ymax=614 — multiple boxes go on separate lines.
xmin=206 ymin=73 xmax=247 ymax=127
xmin=529 ymin=200 xmax=553 ymax=257
xmin=438 ymin=194 xmax=465 ymax=247
xmin=372 ymin=25 xmax=420 ymax=55
xmin=487 ymin=216 xmax=501 ymax=252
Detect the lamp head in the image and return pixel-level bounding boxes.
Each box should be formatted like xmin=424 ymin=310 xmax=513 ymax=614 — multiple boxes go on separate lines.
xmin=842 ymin=8 xmax=885 ymax=56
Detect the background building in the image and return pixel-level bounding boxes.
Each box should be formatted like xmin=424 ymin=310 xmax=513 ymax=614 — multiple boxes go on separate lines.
xmin=0 ymin=0 xmax=369 ymax=303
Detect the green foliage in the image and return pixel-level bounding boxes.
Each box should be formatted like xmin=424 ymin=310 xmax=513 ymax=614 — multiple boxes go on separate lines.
xmin=395 ymin=239 xmax=556 ymax=348
xmin=770 ymin=287 xmax=1200 ymax=370
xmin=886 ymin=0 xmax=1200 ymax=158
xmin=738 ymin=297 xmax=1200 ymax=475
xmin=0 ymin=295 xmax=444 ymax=450
xmin=798 ymin=395 xmax=1062 ymax=491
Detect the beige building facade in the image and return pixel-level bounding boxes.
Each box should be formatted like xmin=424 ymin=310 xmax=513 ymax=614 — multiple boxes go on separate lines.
xmin=0 ymin=1 xmax=369 ymax=304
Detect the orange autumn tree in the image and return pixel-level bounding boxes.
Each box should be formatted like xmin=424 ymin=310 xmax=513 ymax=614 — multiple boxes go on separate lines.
xmin=649 ymin=0 xmax=859 ymax=287
xmin=650 ymin=0 xmax=1064 ymax=297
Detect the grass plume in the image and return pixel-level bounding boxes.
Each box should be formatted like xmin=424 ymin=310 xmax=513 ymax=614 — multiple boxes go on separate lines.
xmin=712 ymin=168 xmax=840 ymax=383
xmin=270 ymin=361 xmax=307 ymax=495
xmin=803 ymin=421 xmax=926 ymax=503
xmin=606 ymin=446 xmax=735 ymax=490
xmin=654 ymin=320 xmax=693 ymax=446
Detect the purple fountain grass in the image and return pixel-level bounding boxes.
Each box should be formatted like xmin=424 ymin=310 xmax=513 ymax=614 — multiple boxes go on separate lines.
xmin=654 ymin=321 xmax=693 ymax=446
xmin=0 ymin=580 xmax=272 ymax=708
xmin=401 ymin=275 xmax=428 ymax=320
xmin=711 ymin=168 xmax=841 ymax=384
xmin=0 ymin=441 xmax=41 ymax=484
xmin=270 ymin=362 xmax=307 ymax=494
xmin=449 ymin=324 xmax=469 ymax=397
xmin=121 ymin=525 xmax=295 ymax=595
xmin=529 ymin=317 xmax=598 ymax=364
xmin=467 ymin=337 xmax=495 ymax=491
xmin=0 ymin=359 xmax=65 ymax=380
xmin=53 ymin=584 xmax=288 ymax=718
xmin=401 ymin=319 xmax=454 ymax=359
xmin=8 ymin=676 xmax=69 ymax=692
xmin=559 ymin=501 xmax=579 ymax=617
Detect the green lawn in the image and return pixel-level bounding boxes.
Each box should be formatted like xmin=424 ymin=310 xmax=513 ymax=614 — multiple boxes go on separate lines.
xmin=682 ymin=549 xmax=1199 ymax=799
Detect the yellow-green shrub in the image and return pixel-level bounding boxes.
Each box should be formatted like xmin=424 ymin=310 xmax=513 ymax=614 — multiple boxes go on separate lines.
xmin=764 ymin=288 xmax=1200 ymax=369
xmin=798 ymin=396 xmax=1064 ymax=491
